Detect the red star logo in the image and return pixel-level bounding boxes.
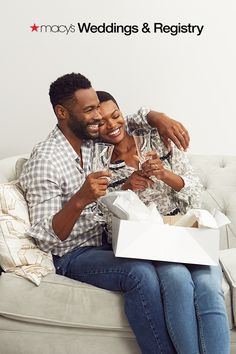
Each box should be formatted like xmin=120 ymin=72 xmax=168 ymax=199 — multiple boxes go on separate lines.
xmin=30 ymin=23 xmax=39 ymax=32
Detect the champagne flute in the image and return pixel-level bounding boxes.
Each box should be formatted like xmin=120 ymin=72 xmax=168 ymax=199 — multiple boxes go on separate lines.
xmin=132 ymin=128 xmax=154 ymax=190
xmin=132 ymin=128 xmax=152 ymax=166
xmin=91 ymin=142 xmax=114 ymax=221
xmin=149 ymin=132 xmax=169 ymax=158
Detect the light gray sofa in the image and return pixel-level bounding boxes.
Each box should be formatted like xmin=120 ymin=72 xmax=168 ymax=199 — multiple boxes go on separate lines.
xmin=0 ymin=154 xmax=235 ymax=354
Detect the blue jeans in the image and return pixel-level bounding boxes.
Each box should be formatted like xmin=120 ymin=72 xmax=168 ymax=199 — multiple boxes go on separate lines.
xmin=155 ymin=262 xmax=230 ymax=354
xmin=53 ymin=243 xmax=176 ymax=354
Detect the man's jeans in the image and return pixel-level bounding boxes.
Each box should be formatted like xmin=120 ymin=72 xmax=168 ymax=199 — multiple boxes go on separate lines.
xmin=156 ymin=262 xmax=230 ymax=354
xmin=53 ymin=243 xmax=176 ymax=354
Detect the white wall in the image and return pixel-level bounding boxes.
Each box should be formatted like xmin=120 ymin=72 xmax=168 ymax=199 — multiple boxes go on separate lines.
xmin=1 ymin=0 xmax=235 ymax=159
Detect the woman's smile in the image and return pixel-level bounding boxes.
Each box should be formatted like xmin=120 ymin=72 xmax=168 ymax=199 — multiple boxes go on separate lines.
xmin=107 ymin=127 xmax=122 ymax=137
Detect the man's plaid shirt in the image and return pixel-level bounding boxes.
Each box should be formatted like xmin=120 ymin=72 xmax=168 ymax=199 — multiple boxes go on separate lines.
xmin=20 ymin=108 xmax=150 ymax=256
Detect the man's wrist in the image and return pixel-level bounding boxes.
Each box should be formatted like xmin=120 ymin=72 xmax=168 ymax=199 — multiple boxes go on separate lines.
xmin=72 ymin=191 xmax=90 ymax=211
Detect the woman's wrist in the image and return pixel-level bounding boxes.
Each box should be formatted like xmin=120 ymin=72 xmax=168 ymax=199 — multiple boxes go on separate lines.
xmin=160 ymin=170 xmax=184 ymax=191
xmin=121 ymin=181 xmax=130 ymax=190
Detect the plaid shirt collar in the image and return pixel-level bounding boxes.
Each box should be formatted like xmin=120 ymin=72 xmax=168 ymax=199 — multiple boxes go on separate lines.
xmin=49 ymin=125 xmax=93 ymax=166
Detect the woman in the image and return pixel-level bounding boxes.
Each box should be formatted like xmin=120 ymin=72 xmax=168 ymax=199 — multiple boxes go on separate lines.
xmin=96 ymin=90 xmax=230 ymax=354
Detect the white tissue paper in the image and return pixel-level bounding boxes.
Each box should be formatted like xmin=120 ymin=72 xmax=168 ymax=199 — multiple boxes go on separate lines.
xmin=102 ymin=190 xmax=231 ymax=266
xmin=101 ymin=190 xmax=163 ymax=222
xmin=174 ymin=208 xmax=231 ymax=229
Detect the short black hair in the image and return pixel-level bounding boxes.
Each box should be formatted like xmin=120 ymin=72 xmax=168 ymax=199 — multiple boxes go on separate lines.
xmin=49 ymin=73 xmax=91 ymax=109
xmin=96 ymin=91 xmax=119 ymax=108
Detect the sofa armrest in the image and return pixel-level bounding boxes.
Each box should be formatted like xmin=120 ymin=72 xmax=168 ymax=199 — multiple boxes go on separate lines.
xmin=222 ymin=273 xmax=234 ymax=329
xmin=220 ymin=248 xmax=236 ymax=327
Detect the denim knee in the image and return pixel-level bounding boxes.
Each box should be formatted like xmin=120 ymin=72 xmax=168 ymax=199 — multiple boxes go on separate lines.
xmin=122 ymin=261 xmax=159 ymax=292
xmin=191 ymin=266 xmax=224 ymax=298
xmin=156 ymin=262 xmax=195 ymax=295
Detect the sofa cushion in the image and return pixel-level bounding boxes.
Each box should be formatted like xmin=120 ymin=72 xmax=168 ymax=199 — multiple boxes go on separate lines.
xmin=0 ymin=172 xmax=7 ymax=184
xmin=220 ymin=248 xmax=236 ymax=326
xmin=0 ymin=155 xmax=29 ymax=182
xmin=0 ymin=270 xmax=233 ymax=332
xmin=15 ymin=158 xmax=28 ymax=180
xmin=0 ymin=181 xmax=55 ymax=286
xmin=0 ymin=272 xmax=130 ymax=330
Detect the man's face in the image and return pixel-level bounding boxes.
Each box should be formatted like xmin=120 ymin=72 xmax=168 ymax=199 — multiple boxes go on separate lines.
xmin=65 ymin=88 xmax=102 ymax=139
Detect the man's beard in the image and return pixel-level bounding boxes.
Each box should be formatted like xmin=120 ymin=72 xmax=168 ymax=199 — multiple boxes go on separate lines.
xmin=68 ymin=114 xmax=99 ymax=140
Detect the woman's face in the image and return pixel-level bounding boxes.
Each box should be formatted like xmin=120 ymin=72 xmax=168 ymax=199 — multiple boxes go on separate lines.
xmin=98 ymin=100 xmax=126 ymax=144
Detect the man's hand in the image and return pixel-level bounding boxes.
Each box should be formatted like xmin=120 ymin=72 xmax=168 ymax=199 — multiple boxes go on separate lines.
xmin=122 ymin=170 xmax=154 ymax=191
xmin=52 ymin=171 xmax=111 ymax=242
xmin=147 ymin=111 xmax=190 ymax=151
xmin=77 ymin=171 xmax=111 ymax=206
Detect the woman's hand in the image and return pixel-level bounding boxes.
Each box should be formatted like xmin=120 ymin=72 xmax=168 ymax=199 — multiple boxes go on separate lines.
xmin=141 ymin=151 xmax=166 ymax=180
xmin=122 ymin=170 xmax=154 ymax=191
xmin=142 ymin=151 xmax=185 ymax=191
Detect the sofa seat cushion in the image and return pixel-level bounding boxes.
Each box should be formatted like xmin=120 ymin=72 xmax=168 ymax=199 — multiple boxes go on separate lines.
xmin=220 ymin=248 xmax=236 ymax=327
xmin=0 ymin=272 xmax=131 ymax=331
xmin=0 ymin=269 xmax=233 ymax=331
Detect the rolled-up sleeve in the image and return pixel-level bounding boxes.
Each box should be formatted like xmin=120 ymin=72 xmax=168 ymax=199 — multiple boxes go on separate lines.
xmin=170 ymin=146 xmax=203 ymax=212
xmin=125 ymin=107 xmax=151 ymax=133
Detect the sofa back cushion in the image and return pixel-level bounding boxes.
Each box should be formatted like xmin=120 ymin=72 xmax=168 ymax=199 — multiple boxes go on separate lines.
xmin=188 ymin=155 xmax=236 ymax=250
xmin=0 ymin=154 xmax=29 ymax=183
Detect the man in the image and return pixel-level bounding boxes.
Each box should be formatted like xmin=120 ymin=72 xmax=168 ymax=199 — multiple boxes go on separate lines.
xmin=20 ymin=72 xmax=189 ymax=354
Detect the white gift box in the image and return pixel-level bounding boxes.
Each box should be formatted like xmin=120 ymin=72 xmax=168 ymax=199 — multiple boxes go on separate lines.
xmin=102 ymin=191 xmax=231 ymax=266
